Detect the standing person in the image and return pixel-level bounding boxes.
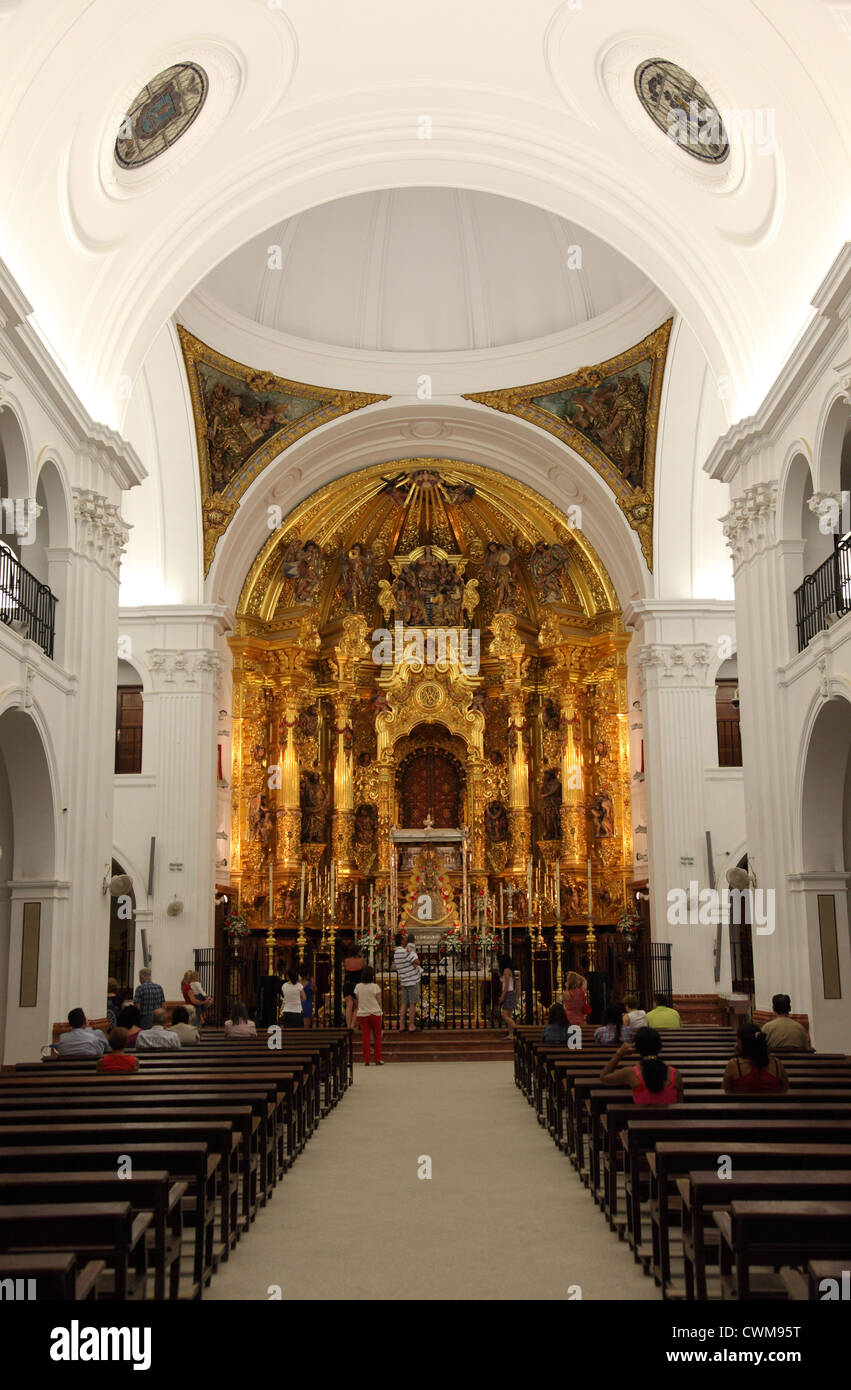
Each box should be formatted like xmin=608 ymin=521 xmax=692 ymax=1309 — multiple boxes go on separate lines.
xmin=497 ymin=953 xmax=516 ymax=1036
xmin=723 ymin=1023 xmax=790 ymax=1094
xmin=224 ymin=1001 xmax=257 ymax=1038
xmin=342 ymin=944 xmax=366 ymax=1031
xmin=355 ymin=965 xmax=383 ymax=1065
xmin=762 ymin=994 xmax=812 ymax=1052
xmin=106 ymin=978 xmax=121 ymax=1028
xmin=598 ymin=1027 xmax=684 ymax=1105
xmin=300 ymin=972 xmax=314 ymax=1029
xmin=393 ymin=932 xmax=420 ymax=1033
xmin=281 ymin=970 xmax=306 ymax=1028
xmin=562 ymin=971 xmax=590 ymax=1027
xmin=133 ymin=968 xmax=165 ymax=1031
xmin=186 ymin=971 xmax=213 ymax=1029
xmin=96 ymin=1027 xmax=140 ymax=1074
xmin=258 ymin=971 xmax=283 ymax=1028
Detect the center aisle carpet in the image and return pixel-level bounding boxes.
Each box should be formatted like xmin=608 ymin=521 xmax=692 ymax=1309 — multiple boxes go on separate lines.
xmin=207 ymin=1061 xmax=657 ymax=1301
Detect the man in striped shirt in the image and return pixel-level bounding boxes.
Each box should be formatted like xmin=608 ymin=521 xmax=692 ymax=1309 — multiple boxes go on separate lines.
xmin=393 ymin=932 xmax=420 ymax=1033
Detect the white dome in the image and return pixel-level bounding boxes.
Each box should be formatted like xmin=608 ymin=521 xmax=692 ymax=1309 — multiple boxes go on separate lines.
xmin=198 ymin=189 xmax=651 ymax=354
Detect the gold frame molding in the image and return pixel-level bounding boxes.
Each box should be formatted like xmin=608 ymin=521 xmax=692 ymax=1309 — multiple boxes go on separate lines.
xmin=177 ymin=326 xmax=389 ymax=574
xmin=463 ymin=319 xmax=673 ymax=571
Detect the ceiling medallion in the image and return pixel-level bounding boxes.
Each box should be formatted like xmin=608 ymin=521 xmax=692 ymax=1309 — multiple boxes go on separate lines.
xmin=634 ymin=59 xmax=729 ymax=164
xmin=115 ymin=63 xmax=209 ymax=169
xmin=464 ymin=320 xmax=673 ymax=572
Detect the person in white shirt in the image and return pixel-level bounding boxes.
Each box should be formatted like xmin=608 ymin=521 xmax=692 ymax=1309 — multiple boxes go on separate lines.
xmin=136 ymin=1008 xmax=181 ymax=1050
xmin=393 ymin=932 xmax=421 ymax=1033
xmin=281 ymin=971 xmax=306 ymax=1029
xmin=622 ymin=994 xmax=648 ymax=1031
xmin=354 ymin=966 xmax=383 ymax=1065
xmin=54 ymin=1008 xmax=108 ymax=1059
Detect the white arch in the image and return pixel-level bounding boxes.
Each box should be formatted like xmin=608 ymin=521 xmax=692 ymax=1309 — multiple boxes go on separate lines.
xmin=34 ymin=455 xmax=73 ymax=551
xmin=814 ymin=387 xmax=851 ymax=496
xmin=793 ymin=682 xmax=851 ymax=869
xmin=0 ymin=395 xmax=34 ymax=500
xmin=0 ymin=696 xmax=60 ymax=881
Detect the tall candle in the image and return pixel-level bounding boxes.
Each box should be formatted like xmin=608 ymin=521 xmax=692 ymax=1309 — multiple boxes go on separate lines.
xmin=330 ymin=861 xmax=335 ymax=915
xmin=526 ymin=858 xmax=533 ymax=913
xmin=354 ymin=881 xmax=359 ymax=928
xmin=587 ymin=859 xmax=592 ymax=914
xmin=555 ymin=861 xmax=560 ymax=913
xmin=500 ymin=885 xmax=504 ymax=928
xmin=268 ymin=862 xmax=274 ymax=922
xmin=299 ymin=862 xmax=306 ymax=923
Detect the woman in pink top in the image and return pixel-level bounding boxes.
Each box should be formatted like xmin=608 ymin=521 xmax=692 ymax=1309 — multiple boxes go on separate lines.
xmin=224 ymin=1001 xmax=257 ymax=1038
xmin=597 ymin=1027 xmax=684 ymax=1105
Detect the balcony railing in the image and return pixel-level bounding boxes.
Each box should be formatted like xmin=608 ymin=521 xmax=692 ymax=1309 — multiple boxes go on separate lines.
xmin=794 ymin=532 xmax=851 ymax=652
xmin=0 ymin=544 xmax=58 ymax=659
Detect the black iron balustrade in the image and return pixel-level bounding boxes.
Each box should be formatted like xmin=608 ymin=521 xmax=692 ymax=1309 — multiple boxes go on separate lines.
xmin=0 ymin=544 xmax=58 ymax=658
xmin=794 ymin=532 xmax=851 ymax=652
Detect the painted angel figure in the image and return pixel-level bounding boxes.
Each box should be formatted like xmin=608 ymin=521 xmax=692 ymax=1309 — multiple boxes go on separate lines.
xmin=529 ymin=541 xmax=571 ymax=603
xmin=338 ymin=542 xmax=375 ymax=611
xmin=484 ymin=541 xmax=519 ymax=608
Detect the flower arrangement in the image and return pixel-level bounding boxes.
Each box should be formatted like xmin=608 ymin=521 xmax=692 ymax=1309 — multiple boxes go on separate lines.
xmin=224 ymin=912 xmax=249 ymax=940
xmin=615 ymin=909 xmax=642 ymax=938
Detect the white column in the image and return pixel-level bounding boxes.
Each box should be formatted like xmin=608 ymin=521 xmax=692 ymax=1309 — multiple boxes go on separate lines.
xmin=637 ymin=641 xmax=721 ymax=997
xmin=722 ymin=483 xmax=812 ymax=1017
xmin=55 ymin=488 xmax=129 ymax=1020
xmin=143 ymin=646 xmax=222 ymax=994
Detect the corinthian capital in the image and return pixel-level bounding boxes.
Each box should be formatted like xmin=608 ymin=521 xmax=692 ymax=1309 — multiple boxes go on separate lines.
xmin=73 ymin=487 xmax=130 ymax=578
xmin=721 ymin=481 xmax=779 ymax=568
xmin=147 ymin=647 xmax=223 ymax=694
xmin=637 ymin=642 xmax=712 ymax=691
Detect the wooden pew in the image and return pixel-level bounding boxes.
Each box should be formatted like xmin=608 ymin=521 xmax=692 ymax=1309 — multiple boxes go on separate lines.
xmin=0 ymin=1141 xmax=218 ymax=1297
xmin=642 ymin=1141 xmax=851 ymax=1298
xmin=715 ymin=1200 xmax=851 ymax=1299
xmin=0 ymin=1251 xmax=103 ymax=1301
xmin=0 ymin=1122 xmax=240 ymax=1263
xmin=678 ymin=1169 xmax=851 ymax=1301
xmin=0 ymin=1171 xmax=186 ymax=1301
xmin=0 ymin=1202 xmax=152 ymax=1300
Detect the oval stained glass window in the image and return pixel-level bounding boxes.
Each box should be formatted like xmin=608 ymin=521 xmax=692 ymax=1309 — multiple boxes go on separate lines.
xmin=115 ymin=62 xmax=209 ymax=169
xmin=634 ymin=59 xmax=729 ymax=164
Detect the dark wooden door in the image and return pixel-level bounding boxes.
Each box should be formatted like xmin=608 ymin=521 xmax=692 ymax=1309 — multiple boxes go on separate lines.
xmin=399 ymin=750 xmax=461 ymax=828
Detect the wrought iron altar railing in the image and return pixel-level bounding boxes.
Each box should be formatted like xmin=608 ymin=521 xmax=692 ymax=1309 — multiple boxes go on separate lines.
xmin=195 ymin=934 xmax=672 ymax=1029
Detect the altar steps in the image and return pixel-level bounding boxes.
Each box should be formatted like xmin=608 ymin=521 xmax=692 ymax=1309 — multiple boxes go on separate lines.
xmin=356 ymin=1028 xmax=514 ymax=1062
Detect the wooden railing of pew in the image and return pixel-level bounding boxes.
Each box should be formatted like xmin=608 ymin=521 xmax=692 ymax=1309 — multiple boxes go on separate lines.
xmin=0 ymin=1025 xmax=354 ymax=1301
xmin=512 ymin=1023 xmax=851 ymax=1301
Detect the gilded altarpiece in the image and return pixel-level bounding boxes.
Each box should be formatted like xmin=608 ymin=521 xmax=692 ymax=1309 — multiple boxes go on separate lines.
xmin=228 ymin=460 xmax=633 ymax=950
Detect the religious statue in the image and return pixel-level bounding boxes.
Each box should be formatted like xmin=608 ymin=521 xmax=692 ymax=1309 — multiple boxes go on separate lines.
xmin=483 ymin=800 xmax=509 ymax=843
xmin=338 ymin=542 xmax=375 ymax=610
xmin=281 ymin=883 xmax=300 ymax=922
xmin=484 ymin=541 xmax=519 ymax=608
xmin=300 ymin=768 xmax=329 ymax=842
xmin=354 ymin=802 xmax=378 ymax=846
xmin=529 ymin=541 xmax=571 ymax=604
xmin=282 ymin=538 xmax=324 ymax=604
xmin=561 ymin=879 xmax=582 ymax=917
xmin=542 ymin=696 xmax=563 ymax=733
xmin=249 ymin=793 xmax=273 ymax=846
xmin=591 ymin=790 xmax=615 ymax=838
xmin=298 ymin=704 xmax=319 ymax=738
xmin=540 ymin=766 xmax=563 ymax=840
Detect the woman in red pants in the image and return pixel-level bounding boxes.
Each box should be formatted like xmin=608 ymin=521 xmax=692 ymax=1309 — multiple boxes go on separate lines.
xmin=354 ymin=965 xmax=383 ymax=1065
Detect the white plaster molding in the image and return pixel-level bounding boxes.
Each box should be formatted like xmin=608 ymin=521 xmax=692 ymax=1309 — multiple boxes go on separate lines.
xmin=721 ymin=481 xmax=778 ymax=567
xmin=636 ymin=642 xmax=713 ymax=690
xmin=72 ymin=487 xmax=130 ymax=578
xmin=146 ymin=647 xmax=223 ymax=694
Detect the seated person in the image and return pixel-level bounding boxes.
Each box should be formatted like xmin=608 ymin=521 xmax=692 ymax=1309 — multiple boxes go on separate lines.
xmin=115 ymin=1003 xmax=142 ymax=1049
xmin=55 ymin=1008 xmax=108 ymax=1058
xmin=598 ymin=1026 xmax=684 ymax=1105
xmin=167 ymin=1005 xmax=201 ymax=1046
xmin=594 ymin=1002 xmax=635 ymax=1046
xmin=645 ymin=993 xmax=682 ymax=1029
xmin=762 ymin=994 xmax=812 ymax=1052
xmin=622 ymin=993 xmax=647 ymax=1031
xmin=136 ymin=1007 xmax=181 ymax=1050
xmin=224 ymin=1001 xmax=257 ymax=1039
xmin=723 ymin=1022 xmax=789 ymax=1094
xmin=541 ymin=1002 xmax=571 ymax=1044
xmin=96 ymin=1027 xmax=140 ymax=1073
